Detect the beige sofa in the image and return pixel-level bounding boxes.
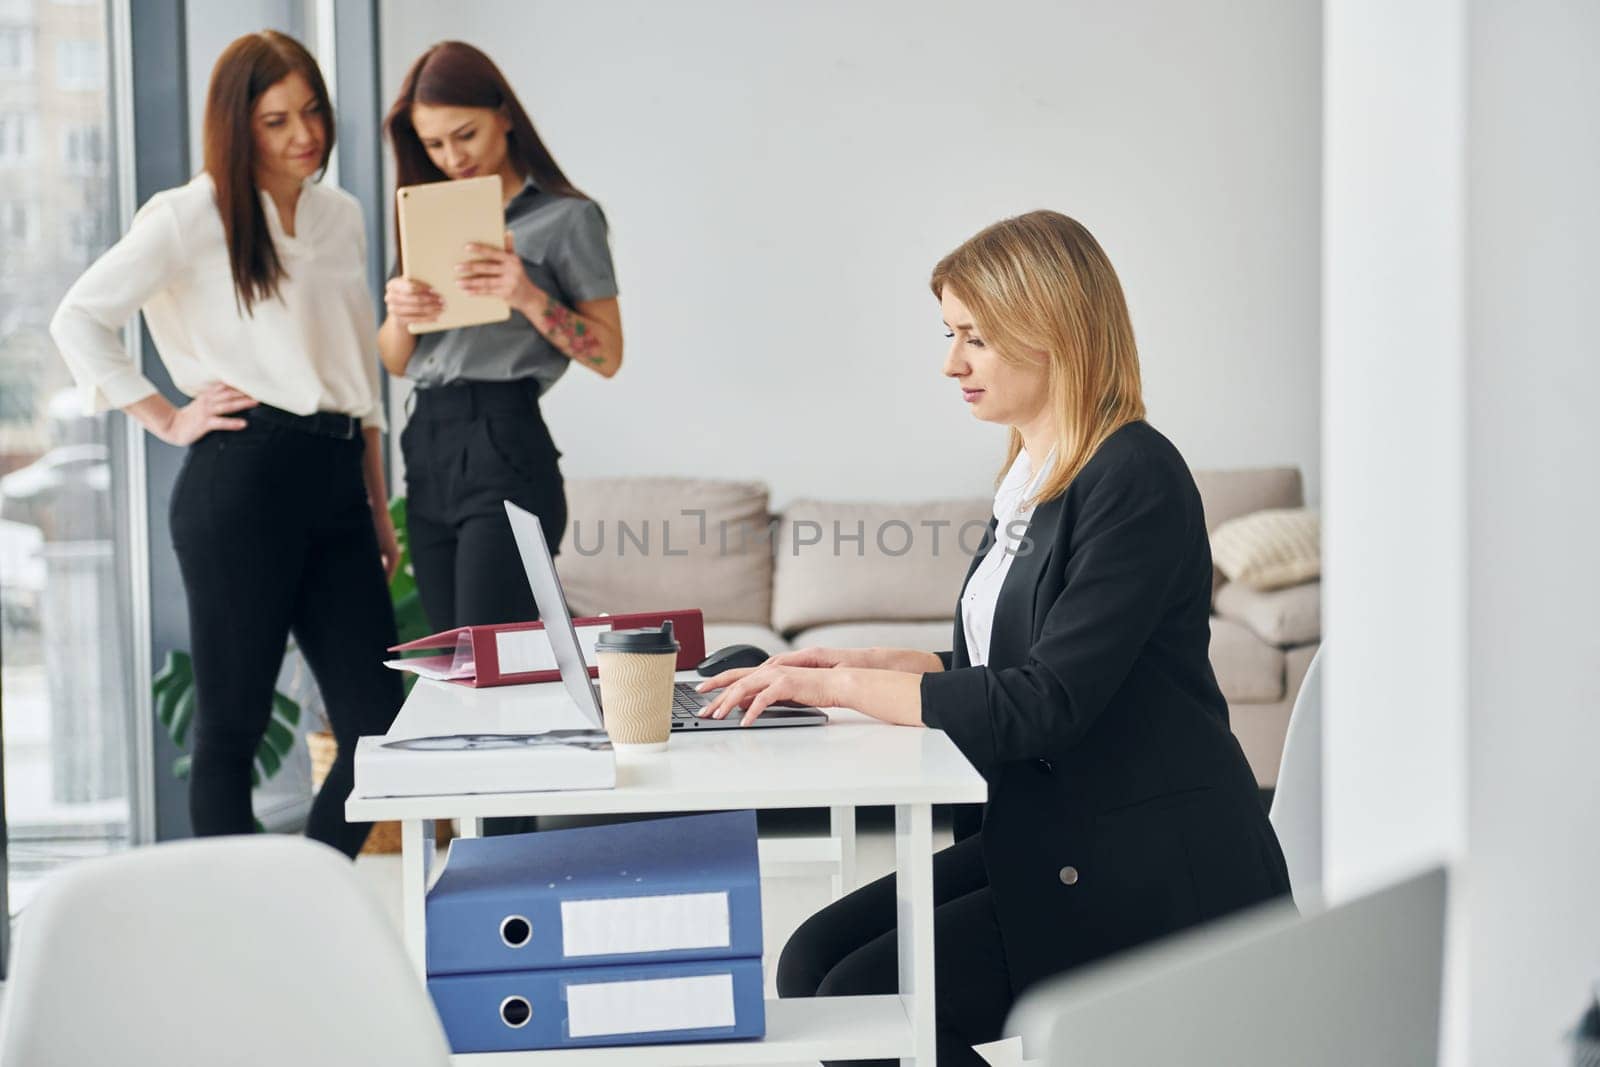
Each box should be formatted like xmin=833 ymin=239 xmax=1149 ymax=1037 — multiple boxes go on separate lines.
xmin=555 ymin=469 xmax=1318 ymax=789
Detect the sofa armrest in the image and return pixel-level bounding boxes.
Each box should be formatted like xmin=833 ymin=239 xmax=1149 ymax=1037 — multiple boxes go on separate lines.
xmin=1213 ymin=579 xmax=1321 ymax=647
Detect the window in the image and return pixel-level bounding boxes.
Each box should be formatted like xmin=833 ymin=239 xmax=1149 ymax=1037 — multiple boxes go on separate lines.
xmin=0 ymin=201 xmax=37 ymax=243
xmin=2 ymin=0 xmax=132 ymax=920
xmin=0 ymin=112 xmax=36 ymax=163
xmin=58 ymin=123 xmax=100 ymax=172
xmin=61 ymin=207 xmax=106 ymax=256
xmin=53 ymin=37 xmax=98 ymax=91
xmin=0 ymin=26 xmax=32 ymax=76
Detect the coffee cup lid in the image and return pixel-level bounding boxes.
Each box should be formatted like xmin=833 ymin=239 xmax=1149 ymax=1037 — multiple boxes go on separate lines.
xmin=594 ymin=620 xmax=680 ymax=655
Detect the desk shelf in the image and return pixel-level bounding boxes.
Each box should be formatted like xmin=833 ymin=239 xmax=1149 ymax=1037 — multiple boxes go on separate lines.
xmin=448 ymin=995 xmax=911 ymax=1065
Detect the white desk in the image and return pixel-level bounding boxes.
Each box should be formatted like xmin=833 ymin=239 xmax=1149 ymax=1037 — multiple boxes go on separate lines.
xmin=348 ymin=673 xmax=987 ymax=1066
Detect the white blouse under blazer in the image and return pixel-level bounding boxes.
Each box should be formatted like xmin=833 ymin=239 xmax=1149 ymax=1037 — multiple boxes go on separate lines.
xmin=50 ymin=173 xmax=385 ymax=429
xmin=961 ymin=448 xmax=1055 ymax=667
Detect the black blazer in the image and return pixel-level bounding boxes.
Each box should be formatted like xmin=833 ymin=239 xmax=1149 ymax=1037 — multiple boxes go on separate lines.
xmin=920 ymin=420 xmax=1290 ymax=995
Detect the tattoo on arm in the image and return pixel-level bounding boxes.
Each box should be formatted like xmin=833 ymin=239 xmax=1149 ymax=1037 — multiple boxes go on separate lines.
xmin=539 ymin=302 xmax=607 ymax=366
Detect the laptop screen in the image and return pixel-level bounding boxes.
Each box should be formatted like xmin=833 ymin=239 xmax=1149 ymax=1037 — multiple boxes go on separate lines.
xmin=503 ymin=502 xmax=605 ymax=728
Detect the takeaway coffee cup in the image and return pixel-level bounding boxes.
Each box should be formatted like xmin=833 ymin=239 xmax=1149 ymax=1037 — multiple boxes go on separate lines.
xmin=594 ymin=621 xmax=680 ymax=753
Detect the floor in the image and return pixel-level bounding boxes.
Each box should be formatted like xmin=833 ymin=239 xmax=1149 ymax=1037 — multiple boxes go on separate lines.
xmin=2 ymin=816 xmax=1026 ymax=1066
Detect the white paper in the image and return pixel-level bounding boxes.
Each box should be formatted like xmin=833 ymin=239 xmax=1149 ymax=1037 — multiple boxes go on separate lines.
xmin=352 ymin=735 xmax=616 ymax=798
xmin=495 ymin=625 xmax=609 ymax=674
xmin=565 ymin=972 xmax=736 ymax=1039
xmin=560 ymin=891 xmax=731 ymax=958
xmin=383 ymin=657 xmax=473 ymax=681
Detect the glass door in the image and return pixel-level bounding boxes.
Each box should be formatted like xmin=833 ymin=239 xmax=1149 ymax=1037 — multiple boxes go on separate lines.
xmin=0 ymin=0 xmax=135 ymax=921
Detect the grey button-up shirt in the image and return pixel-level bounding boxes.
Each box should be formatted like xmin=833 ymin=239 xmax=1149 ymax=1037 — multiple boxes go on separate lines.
xmin=405 ymin=177 xmax=618 ymax=393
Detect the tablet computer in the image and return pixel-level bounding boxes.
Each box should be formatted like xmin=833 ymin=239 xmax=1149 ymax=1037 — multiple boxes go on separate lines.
xmin=395 ymin=175 xmax=513 ymax=334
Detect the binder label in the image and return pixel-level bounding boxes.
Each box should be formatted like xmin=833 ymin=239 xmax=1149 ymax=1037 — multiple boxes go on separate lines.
xmin=559 ymin=891 xmax=731 ymax=958
xmin=565 ymin=972 xmax=736 ymax=1038
xmin=496 ymin=626 xmax=608 ymax=675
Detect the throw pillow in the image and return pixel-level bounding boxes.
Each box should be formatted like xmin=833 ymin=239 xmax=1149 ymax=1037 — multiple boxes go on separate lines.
xmin=1210 ymin=508 xmax=1321 ymax=591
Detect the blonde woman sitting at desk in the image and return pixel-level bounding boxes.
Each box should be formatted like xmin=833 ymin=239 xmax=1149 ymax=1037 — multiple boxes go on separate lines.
xmin=696 ymin=211 xmax=1291 ymax=1067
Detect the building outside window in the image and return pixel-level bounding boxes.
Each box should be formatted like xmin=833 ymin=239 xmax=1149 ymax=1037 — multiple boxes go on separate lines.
xmin=0 ymin=0 xmax=132 ymax=917
xmin=52 ymin=36 xmax=97 ymax=92
xmin=0 ymin=26 xmax=34 ymax=77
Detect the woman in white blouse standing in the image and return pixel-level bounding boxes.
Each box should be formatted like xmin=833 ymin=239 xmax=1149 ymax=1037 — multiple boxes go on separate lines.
xmin=49 ymin=31 xmax=402 ymax=857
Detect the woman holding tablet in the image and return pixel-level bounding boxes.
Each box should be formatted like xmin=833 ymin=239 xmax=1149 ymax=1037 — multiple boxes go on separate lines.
xmin=380 ymin=41 xmax=622 ymax=632
xmin=49 ymin=32 xmax=401 ymax=857
xmin=696 ymin=212 xmax=1290 ymax=1066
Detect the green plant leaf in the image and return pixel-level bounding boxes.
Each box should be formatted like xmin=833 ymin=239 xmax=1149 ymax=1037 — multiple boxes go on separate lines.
xmin=172 ymin=753 xmax=191 ymax=780
xmin=152 ymin=650 xmax=194 ymax=733
xmin=392 ymin=590 xmax=431 ymax=645
xmin=262 ymin=715 xmax=295 ymax=756
xmin=252 ymin=817 xmax=265 ymax=832
xmin=255 ymin=742 xmax=282 ymax=779
xmin=171 ymin=685 xmax=197 ymax=748
xmin=270 ymin=690 xmax=301 ymax=727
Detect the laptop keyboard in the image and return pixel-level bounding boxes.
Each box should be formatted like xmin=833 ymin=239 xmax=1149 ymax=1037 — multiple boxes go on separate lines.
xmin=672 ymin=683 xmax=709 ymax=719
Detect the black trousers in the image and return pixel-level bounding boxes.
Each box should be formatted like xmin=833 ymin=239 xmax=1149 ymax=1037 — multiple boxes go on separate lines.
xmin=401 ymin=378 xmax=567 ymax=631
xmin=776 ymin=833 xmax=1012 ymax=1067
xmin=402 ymin=379 xmax=566 ymax=836
xmin=169 ymin=411 xmax=403 ymax=858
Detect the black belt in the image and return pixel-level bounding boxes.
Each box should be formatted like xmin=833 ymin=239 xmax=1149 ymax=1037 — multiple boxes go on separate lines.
xmin=246 ymin=403 xmax=359 ymax=440
xmin=409 ymin=378 xmax=542 ymax=420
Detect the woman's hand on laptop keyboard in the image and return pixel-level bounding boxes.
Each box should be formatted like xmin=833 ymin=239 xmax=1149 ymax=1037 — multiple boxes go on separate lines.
xmin=769 ymin=647 xmax=945 ymax=674
xmin=694 ymin=664 xmax=835 ymax=727
xmin=694 ymin=660 xmax=928 ymax=729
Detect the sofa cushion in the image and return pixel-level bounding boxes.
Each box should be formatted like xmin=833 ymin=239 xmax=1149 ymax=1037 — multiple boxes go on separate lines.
xmin=788 ymin=620 xmax=955 ymax=654
xmin=770 ymin=497 xmax=990 ymax=636
xmin=1285 ymin=642 xmax=1318 ymax=706
xmin=1209 ymin=617 xmax=1285 ymax=704
xmin=1211 ymin=508 xmax=1321 ymax=591
xmin=1192 ymin=468 xmax=1305 ymax=533
xmin=556 ymin=477 xmax=773 ymax=623
xmin=1214 ymin=580 xmax=1321 ymax=647
xmin=701 ymin=623 xmax=792 ymax=661
xmin=1230 ymin=699 xmax=1292 ymax=789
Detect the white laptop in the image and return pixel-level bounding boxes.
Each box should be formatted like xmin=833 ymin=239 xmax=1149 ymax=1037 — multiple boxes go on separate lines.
xmin=504 ymin=501 xmax=828 ymax=732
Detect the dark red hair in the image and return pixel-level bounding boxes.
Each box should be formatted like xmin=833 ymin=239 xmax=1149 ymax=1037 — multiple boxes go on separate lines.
xmin=385 ymin=41 xmax=585 ymax=199
xmin=203 ymin=30 xmax=334 ymax=314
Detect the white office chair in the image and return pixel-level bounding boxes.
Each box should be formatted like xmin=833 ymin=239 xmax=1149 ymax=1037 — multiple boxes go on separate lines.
xmin=0 ymin=835 xmax=452 ymax=1067
xmin=974 ymin=652 xmax=1331 ymax=1067
xmin=1269 ymin=645 xmax=1324 ymax=911
xmin=1007 ymin=867 xmax=1445 ymax=1066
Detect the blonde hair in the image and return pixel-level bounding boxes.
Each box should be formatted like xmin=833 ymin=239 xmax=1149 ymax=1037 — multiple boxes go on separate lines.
xmin=930 ymin=210 xmax=1145 ymax=507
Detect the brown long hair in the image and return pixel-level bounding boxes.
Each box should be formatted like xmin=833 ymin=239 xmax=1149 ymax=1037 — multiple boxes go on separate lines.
xmin=930 ymin=211 xmax=1146 ymax=507
xmin=385 ymin=41 xmax=585 ymax=198
xmin=203 ymin=31 xmax=334 ymax=315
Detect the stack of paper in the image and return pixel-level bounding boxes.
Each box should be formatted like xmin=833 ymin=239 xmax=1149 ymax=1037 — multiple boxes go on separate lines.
xmin=425 ymin=810 xmax=766 ymax=1053
xmin=352 ymin=730 xmax=615 ymax=799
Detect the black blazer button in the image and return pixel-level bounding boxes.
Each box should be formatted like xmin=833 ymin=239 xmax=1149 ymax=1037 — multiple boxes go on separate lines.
xmin=1037 ymin=758 xmax=1053 ymax=772
xmin=1058 ymin=865 xmax=1080 ymax=886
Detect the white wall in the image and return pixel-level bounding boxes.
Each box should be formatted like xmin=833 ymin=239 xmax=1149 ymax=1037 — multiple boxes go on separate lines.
xmin=1321 ymin=1 xmax=1469 ymax=1058
xmin=1464 ymin=0 xmax=1600 ymax=1059
xmin=1321 ymin=0 xmax=1467 ymax=899
xmin=378 ymin=0 xmax=1321 ymax=506
xmin=1324 ymin=0 xmax=1600 ymax=1062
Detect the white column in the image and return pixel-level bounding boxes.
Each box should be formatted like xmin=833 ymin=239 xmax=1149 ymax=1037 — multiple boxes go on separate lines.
xmin=1322 ymin=0 xmax=1468 ymax=902
xmin=1464 ymin=1 xmax=1600 ymax=1061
